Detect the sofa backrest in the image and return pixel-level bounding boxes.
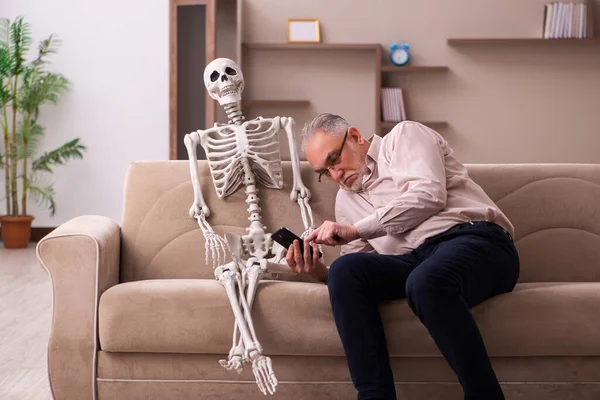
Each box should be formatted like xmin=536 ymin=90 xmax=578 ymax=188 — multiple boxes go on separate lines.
xmin=466 ymin=163 xmax=600 ymax=282
xmin=120 ymin=161 xmax=600 ymax=283
xmin=120 ymin=161 xmax=341 ymax=282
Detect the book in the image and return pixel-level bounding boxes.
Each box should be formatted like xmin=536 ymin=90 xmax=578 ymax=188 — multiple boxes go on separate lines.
xmin=381 ymin=88 xmax=406 ymax=122
xmin=542 ymin=1 xmax=594 ymax=39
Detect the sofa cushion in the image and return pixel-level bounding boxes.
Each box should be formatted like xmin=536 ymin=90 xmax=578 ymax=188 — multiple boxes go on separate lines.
xmin=99 ymin=279 xmax=600 ymax=357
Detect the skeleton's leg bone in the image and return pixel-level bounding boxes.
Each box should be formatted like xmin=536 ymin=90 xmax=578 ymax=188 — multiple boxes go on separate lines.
xmin=240 ymin=259 xmax=265 ymax=352
xmin=215 ymin=262 xmax=255 ymax=365
xmin=241 ymin=259 xmax=278 ymax=395
xmin=219 ymin=260 xmax=247 ymax=373
xmin=219 ymin=236 xmax=248 ymax=370
xmin=215 ymin=261 xmax=276 ymax=395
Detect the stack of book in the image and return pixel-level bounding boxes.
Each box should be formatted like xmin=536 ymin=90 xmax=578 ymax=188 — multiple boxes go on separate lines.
xmin=381 ymin=88 xmax=406 ymax=122
xmin=542 ymin=1 xmax=593 ymax=38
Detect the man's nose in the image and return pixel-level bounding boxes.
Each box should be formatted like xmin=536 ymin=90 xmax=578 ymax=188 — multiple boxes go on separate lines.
xmin=329 ymin=168 xmax=344 ymax=182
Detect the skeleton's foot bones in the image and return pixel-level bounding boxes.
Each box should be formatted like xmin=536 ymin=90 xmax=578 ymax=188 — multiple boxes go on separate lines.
xmin=219 ymin=354 xmax=244 ymax=374
xmin=249 ymin=350 xmax=278 ymax=395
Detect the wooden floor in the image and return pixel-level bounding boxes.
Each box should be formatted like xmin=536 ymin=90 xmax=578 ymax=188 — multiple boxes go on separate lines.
xmin=0 ymin=244 xmax=53 ymax=400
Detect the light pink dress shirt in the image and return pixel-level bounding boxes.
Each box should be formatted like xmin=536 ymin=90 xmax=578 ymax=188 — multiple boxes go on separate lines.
xmin=335 ymin=121 xmax=514 ymax=256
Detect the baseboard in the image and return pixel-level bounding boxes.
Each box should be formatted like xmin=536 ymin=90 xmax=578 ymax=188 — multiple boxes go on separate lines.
xmin=31 ymin=227 xmax=56 ymax=242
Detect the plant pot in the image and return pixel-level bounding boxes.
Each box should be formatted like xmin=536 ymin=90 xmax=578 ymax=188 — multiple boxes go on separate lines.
xmin=0 ymin=215 xmax=35 ymax=249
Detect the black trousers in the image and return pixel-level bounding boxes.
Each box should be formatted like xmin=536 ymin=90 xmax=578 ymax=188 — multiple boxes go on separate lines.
xmin=327 ymin=221 xmax=520 ymax=400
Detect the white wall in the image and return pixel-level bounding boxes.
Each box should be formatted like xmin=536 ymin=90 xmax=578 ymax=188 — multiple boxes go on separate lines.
xmin=3 ymin=0 xmax=169 ymax=227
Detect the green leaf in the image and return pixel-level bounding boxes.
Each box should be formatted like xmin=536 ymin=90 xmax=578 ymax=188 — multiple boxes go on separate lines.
xmin=0 ymin=19 xmax=11 ymax=108
xmin=31 ymin=138 xmax=86 ymax=173
xmin=31 ymin=34 xmax=61 ymax=69
xmin=19 ymin=70 xmax=70 ymax=114
xmin=9 ymin=16 xmax=32 ymax=76
xmin=26 ymin=174 xmax=56 ymax=216
xmin=16 ymin=121 xmax=44 ymax=159
xmin=0 ymin=19 xmax=9 ymax=48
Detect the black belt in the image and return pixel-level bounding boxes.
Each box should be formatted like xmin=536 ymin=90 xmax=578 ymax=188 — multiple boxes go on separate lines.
xmin=428 ymin=221 xmax=512 ymax=242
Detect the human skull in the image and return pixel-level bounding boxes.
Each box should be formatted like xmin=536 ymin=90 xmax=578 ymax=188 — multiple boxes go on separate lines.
xmin=203 ymin=58 xmax=245 ymax=106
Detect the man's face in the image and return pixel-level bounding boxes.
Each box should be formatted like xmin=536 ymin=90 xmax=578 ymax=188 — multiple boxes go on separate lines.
xmin=305 ymin=129 xmax=369 ymax=193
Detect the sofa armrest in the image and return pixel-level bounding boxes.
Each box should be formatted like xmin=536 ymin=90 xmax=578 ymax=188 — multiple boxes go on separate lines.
xmin=36 ymin=215 xmax=120 ymax=400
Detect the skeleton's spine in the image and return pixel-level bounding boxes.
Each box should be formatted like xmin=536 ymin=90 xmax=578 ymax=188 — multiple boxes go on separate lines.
xmin=241 ymin=157 xmax=264 ymax=235
xmin=224 ymin=102 xmax=245 ymax=125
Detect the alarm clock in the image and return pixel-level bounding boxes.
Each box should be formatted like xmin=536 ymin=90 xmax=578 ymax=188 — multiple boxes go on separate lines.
xmin=390 ymin=43 xmax=410 ymax=66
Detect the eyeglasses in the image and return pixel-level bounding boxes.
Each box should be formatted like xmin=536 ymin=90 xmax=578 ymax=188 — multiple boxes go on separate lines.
xmin=317 ymin=129 xmax=349 ymax=183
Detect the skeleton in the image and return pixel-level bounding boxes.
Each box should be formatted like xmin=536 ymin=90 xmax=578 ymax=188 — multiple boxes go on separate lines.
xmin=183 ymin=58 xmax=319 ymax=395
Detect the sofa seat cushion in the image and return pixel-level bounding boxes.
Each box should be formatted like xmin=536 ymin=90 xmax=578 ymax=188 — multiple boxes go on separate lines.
xmin=98 ymin=279 xmax=600 ymax=357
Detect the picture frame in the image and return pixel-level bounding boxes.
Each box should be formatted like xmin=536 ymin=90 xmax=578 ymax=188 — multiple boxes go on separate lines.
xmin=286 ymin=19 xmax=321 ymax=44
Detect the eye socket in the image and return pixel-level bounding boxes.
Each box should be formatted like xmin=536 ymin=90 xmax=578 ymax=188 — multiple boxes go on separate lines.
xmin=225 ymin=67 xmax=237 ymax=76
xmin=210 ymin=71 xmax=219 ymax=82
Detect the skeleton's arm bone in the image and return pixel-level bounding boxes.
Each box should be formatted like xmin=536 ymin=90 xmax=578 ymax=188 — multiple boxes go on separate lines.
xmin=280 ymin=117 xmax=311 ymax=202
xmin=184 ymin=131 xmax=211 ymax=217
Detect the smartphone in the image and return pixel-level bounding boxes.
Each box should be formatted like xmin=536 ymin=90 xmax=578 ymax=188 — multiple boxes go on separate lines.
xmin=271 ymin=227 xmax=322 ymax=258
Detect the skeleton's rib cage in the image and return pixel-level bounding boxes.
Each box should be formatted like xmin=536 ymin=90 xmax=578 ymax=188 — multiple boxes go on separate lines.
xmin=200 ymin=118 xmax=284 ymax=199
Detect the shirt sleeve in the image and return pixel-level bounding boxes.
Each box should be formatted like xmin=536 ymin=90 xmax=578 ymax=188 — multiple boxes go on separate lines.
xmin=353 ymin=122 xmax=448 ymax=239
xmin=335 ymin=201 xmax=376 ymax=255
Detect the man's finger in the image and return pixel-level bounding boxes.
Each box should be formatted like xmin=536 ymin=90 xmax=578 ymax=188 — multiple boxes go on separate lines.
xmin=293 ymin=240 xmax=303 ymax=273
xmin=305 ymin=229 xmax=319 ymax=243
xmin=286 ymin=244 xmax=295 ymax=268
xmin=312 ymin=242 xmax=319 ymax=263
xmin=303 ymin=239 xmax=311 ymax=273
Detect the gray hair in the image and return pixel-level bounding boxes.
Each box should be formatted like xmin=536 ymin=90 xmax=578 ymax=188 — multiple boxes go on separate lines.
xmin=300 ymin=113 xmax=350 ymax=153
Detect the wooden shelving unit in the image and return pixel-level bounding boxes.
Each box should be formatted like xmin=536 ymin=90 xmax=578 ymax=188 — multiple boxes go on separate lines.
xmin=377 ymin=61 xmax=449 ymax=134
xmin=243 ymin=43 xmax=379 ymax=50
xmin=380 ymin=65 xmax=449 ymax=73
xmin=447 ymin=38 xmax=600 ymax=46
xmin=243 ymin=99 xmax=310 ymax=107
xmin=241 ymin=42 xmax=449 ymax=136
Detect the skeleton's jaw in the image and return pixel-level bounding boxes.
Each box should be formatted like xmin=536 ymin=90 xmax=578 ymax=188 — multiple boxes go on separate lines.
xmin=215 ymin=86 xmax=242 ymax=106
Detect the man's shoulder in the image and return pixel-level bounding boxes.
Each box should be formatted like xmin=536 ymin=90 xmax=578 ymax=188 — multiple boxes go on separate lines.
xmin=386 ymin=121 xmax=446 ymax=142
xmin=384 ymin=121 xmax=450 ymax=154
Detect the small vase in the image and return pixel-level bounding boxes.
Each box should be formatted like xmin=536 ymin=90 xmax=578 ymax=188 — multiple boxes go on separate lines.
xmin=0 ymin=215 xmax=35 ymax=249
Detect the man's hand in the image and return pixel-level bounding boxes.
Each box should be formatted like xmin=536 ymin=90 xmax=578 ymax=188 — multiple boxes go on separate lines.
xmin=306 ymin=221 xmax=360 ymax=246
xmin=285 ymin=239 xmax=328 ymax=282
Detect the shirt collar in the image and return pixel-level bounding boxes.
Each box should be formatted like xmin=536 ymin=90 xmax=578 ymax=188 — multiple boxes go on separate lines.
xmin=361 ymin=134 xmax=381 ymax=186
xmin=366 ymin=134 xmax=382 ymax=164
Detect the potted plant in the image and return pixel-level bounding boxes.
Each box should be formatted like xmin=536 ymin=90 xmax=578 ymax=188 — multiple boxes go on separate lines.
xmin=0 ymin=16 xmax=86 ymax=248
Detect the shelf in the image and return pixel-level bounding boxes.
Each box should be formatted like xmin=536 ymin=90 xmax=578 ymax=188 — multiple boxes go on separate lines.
xmin=380 ymin=121 xmax=448 ymax=129
xmin=243 ymin=43 xmax=379 ymax=51
xmin=243 ymin=99 xmax=310 ymax=107
xmin=447 ymin=38 xmax=600 ymax=46
xmin=380 ymin=65 xmax=449 ymax=73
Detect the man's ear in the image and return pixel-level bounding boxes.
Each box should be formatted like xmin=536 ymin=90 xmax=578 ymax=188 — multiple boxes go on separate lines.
xmin=348 ymin=127 xmax=366 ymax=144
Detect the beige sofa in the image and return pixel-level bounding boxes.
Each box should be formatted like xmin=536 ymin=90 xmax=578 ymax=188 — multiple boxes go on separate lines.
xmin=37 ymin=160 xmax=600 ymax=400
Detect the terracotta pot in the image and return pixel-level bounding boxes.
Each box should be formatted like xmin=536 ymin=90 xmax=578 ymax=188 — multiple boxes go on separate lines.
xmin=0 ymin=215 xmax=35 ymax=249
